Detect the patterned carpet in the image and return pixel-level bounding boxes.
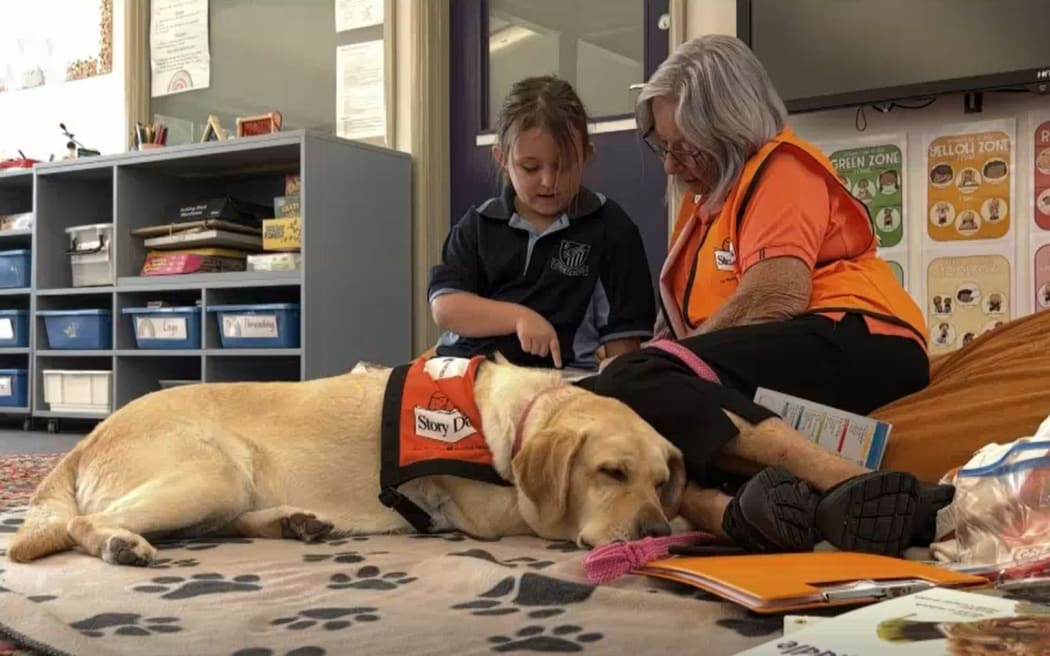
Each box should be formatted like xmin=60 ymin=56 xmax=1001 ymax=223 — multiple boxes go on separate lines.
xmin=0 ymin=453 xmax=62 ymax=512
xmin=1 ymin=452 xmax=61 ymax=655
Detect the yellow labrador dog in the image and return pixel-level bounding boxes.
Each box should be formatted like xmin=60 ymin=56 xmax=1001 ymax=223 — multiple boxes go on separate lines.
xmin=9 ymin=358 xmax=685 ymax=566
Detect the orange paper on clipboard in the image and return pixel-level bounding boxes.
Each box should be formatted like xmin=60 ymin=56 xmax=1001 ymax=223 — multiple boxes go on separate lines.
xmin=635 ymin=552 xmax=987 ymax=613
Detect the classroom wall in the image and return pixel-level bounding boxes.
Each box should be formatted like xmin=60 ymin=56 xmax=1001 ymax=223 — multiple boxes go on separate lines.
xmin=0 ymin=0 xmax=127 ymax=161
xmin=682 ymin=0 xmax=1050 ymax=349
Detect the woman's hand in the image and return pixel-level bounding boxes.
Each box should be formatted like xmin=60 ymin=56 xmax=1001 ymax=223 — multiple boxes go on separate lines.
xmin=516 ymin=310 xmax=562 ymax=368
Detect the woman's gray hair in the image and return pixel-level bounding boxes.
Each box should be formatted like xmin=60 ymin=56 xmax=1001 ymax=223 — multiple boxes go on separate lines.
xmin=637 ymin=35 xmax=788 ymax=213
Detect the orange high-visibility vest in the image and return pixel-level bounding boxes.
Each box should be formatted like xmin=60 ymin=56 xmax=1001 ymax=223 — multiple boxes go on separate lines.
xmin=658 ymin=128 xmax=926 ymax=344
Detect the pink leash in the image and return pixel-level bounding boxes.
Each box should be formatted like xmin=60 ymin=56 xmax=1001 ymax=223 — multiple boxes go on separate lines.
xmin=647 ymin=339 xmax=721 ymax=383
xmin=583 ymin=531 xmax=725 ymax=584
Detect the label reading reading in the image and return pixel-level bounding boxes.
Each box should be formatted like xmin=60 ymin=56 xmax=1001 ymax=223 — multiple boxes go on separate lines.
xmin=223 ymin=314 xmax=279 ymax=339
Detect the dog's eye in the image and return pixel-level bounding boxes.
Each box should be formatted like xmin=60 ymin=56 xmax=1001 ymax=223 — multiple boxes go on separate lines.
xmin=599 ymin=466 xmax=628 ymax=483
xmin=655 ymin=480 xmax=665 ymax=494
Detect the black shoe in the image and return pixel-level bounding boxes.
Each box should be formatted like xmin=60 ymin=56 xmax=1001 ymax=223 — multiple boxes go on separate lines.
xmin=911 ymin=483 xmax=955 ymax=547
xmin=814 ymin=471 xmax=919 ymax=556
xmin=722 ymin=467 xmax=819 ymax=553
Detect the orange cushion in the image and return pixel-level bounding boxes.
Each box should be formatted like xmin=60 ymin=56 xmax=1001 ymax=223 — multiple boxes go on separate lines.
xmin=873 ymin=311 xmax=1050 ymax=482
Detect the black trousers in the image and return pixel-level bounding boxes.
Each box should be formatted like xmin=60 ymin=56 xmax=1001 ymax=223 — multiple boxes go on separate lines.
xmin=576 ymin=313 xmax=929 ymax=484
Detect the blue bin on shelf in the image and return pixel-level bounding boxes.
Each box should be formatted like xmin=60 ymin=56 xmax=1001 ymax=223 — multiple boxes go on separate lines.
xmin=0 ymin=309 xmax=29 ymax=348
xmin=0 ymin=249 xmax=30 ymax=289
xmin=0 ymin=368 xmax=28 ymax=407
xmin=122 ymin=306 xmax=202 ymax=349
xmin=207 ymin=303 xmax=300 ymax=349
xmin=39 ymin=309 xmax=112 ymax=349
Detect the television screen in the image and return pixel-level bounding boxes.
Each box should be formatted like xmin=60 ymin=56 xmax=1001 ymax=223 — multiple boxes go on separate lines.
xmin=738 ymin=0 xmax=1050 ymax=112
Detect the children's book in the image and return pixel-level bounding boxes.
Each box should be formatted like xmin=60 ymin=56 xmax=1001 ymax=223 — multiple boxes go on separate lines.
xmin=737 ymin=586 xmax=1050 ymax=655
xmin=753 ymin=387 xmax=892 ymax=469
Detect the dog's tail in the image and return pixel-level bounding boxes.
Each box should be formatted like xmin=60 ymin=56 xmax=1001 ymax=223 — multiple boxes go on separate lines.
xmin=7 ymin=449 xmax=81 ymax=563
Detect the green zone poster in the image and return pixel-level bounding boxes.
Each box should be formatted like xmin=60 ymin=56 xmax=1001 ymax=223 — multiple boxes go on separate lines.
xmin=828 ymin=142 xmax=905 ymax=248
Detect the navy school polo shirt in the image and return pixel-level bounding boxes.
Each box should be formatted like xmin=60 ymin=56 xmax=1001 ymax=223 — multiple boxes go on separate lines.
xmin=428 ymin=186 xmax=656 ymax=369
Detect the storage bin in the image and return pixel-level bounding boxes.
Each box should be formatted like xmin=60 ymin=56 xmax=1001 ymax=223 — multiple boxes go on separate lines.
xmin=0 ymin=249 xmax=31 ymax=288
xmin=0 ymin=309 xmax=29 ymax=347
xmin=122 ymin=306 xmax=201 ymax=349
xmin=0 ymin=369 xmax=28 ymax=407
xmin=66 ymin=223 xmax=114 ymax=287
xmin=158 ymin=379 xmax=200 ymax=390
xmin=39 ymin=309 xmax=113 ymax=349
xmin=43 ymin=370 xmax=112 ymax=414
xmin=207 ymin=303 xmax=300 ymax=348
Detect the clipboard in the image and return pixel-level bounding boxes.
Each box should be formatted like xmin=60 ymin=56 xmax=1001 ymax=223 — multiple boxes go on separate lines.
xmin=635 ymin=552 xmax=988 ymax=613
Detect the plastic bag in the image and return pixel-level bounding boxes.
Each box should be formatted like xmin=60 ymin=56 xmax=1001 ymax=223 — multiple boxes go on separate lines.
xmin=934 ymin=413 xmax=1050 ymax=564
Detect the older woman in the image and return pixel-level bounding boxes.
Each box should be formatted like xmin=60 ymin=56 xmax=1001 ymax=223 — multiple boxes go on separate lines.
xmin=579 ymin=35 xmax=947 ymax=555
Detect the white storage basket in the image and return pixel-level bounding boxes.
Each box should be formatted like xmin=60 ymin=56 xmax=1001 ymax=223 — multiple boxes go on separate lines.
xmin=66 ymin=223 xmax=115 ymax=287
xmin=43 ymin=369 xmax=112 ymax=414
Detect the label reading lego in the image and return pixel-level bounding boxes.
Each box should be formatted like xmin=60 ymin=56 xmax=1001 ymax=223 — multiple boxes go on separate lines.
xmin=136 ymin=317 xmax=188 ymax=341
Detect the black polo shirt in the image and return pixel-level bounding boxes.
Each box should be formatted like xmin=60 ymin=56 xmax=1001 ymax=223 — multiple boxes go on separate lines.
xmin=428 ymin=186 xmax=655 ymax=369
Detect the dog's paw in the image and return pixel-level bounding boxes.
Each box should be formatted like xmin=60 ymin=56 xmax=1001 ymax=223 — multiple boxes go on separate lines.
xmin=102 ymin=532 xmax=156 ymax=567
xmin=280 ymin=513 xmax=334 ymax=543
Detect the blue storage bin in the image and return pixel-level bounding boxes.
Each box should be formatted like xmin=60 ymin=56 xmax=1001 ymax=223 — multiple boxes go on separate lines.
xmin=207 ymin=303 xmax=300 ymax=348
xmin=0 ymin=249 xmax=30 ymax=289
xmin=39 ymin=309 xmax=113 ymax=349
xmin=0 ymin=309 xmax=29 ymax=347
xmin=0 ymin=368 xmax=28 ymax=407
xmin=122 ymin=306 xmax=201 ymax=349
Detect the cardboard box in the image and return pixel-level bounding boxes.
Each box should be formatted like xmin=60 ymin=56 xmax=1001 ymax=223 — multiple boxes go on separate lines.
xmin=753 ymin=387 xmax=891 ymax=470
xmin=262 ymin=216 xmax=301 ymax=251
xmin=172 ymin=197 xmax=269 ymax=227
xmin=273 ymin=195 xmax=300 ymax=218
xmin=140 ymin=248 xmax=247 ymax=276
xmin=247 ymin=252 xmax=301 ymax=272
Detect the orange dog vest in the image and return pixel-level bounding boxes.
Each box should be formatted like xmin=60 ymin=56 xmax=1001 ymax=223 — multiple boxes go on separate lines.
xmin=659 ymin=128 xmax=926 ymax=344
xmin=379 ymin=356 xmax=510 ymax=531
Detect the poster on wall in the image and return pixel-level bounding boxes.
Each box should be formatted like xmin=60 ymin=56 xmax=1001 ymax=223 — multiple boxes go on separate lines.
xmin=1034 ymin=114 xmax=1050 ymax=231
xmin=1034 ymin=242 xmax=1050 ymax=312
xmin=926 ymin=252 xmax=1012 ymax=353
xmin=885 ymin=259 xmax=907 ymax=290
xmin=150 ymin=0 xmax=211 ymax=97
xmin=826 ymin=136 xmax=907 ymax=250
xmin=0 ymin=0 xmax=113 ymax=93
xmin=336 ymin=0 xmax=384 ymax=32
xmin=336 ymin=40 xmax=386 ymax=144
xmin=925 ymin=120 xmax=1014 ymax=244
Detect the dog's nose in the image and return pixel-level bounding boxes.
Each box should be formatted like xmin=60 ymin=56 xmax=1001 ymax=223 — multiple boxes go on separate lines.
xmin=637 ymin=518 xmax=672 ymax=539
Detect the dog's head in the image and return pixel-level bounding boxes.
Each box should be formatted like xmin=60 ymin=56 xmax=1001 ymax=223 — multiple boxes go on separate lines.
xmin=511 ymin=393 xmax=686 ymax=548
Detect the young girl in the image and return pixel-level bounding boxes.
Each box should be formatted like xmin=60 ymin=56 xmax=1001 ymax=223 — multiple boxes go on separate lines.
xmin=428 ymin=75 xmax=655 ymax=370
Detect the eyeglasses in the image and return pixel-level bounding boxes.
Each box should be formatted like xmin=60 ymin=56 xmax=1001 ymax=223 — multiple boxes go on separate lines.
xmin=643 ymin=134 xmax=702 ymax=168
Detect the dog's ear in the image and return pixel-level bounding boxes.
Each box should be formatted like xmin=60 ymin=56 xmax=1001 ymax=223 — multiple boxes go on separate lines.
xmin=512 ymin=428 xmax=586 ymax=521
xmin=491 ymin=351 xmax=512 ymax=366
xmin=660 ymin=448 xmax=687 ymax=519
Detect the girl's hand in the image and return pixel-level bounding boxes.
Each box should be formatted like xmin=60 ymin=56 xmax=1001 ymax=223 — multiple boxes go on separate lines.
xmin=515 ymin=309 xmax=562 ymax=368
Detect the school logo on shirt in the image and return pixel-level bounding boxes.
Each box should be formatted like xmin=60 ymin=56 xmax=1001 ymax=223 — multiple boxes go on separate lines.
xmin=551 ymin=240 xmax=591 ymax=277
xmin=714 ymin=238 xmax=736 ymax=271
